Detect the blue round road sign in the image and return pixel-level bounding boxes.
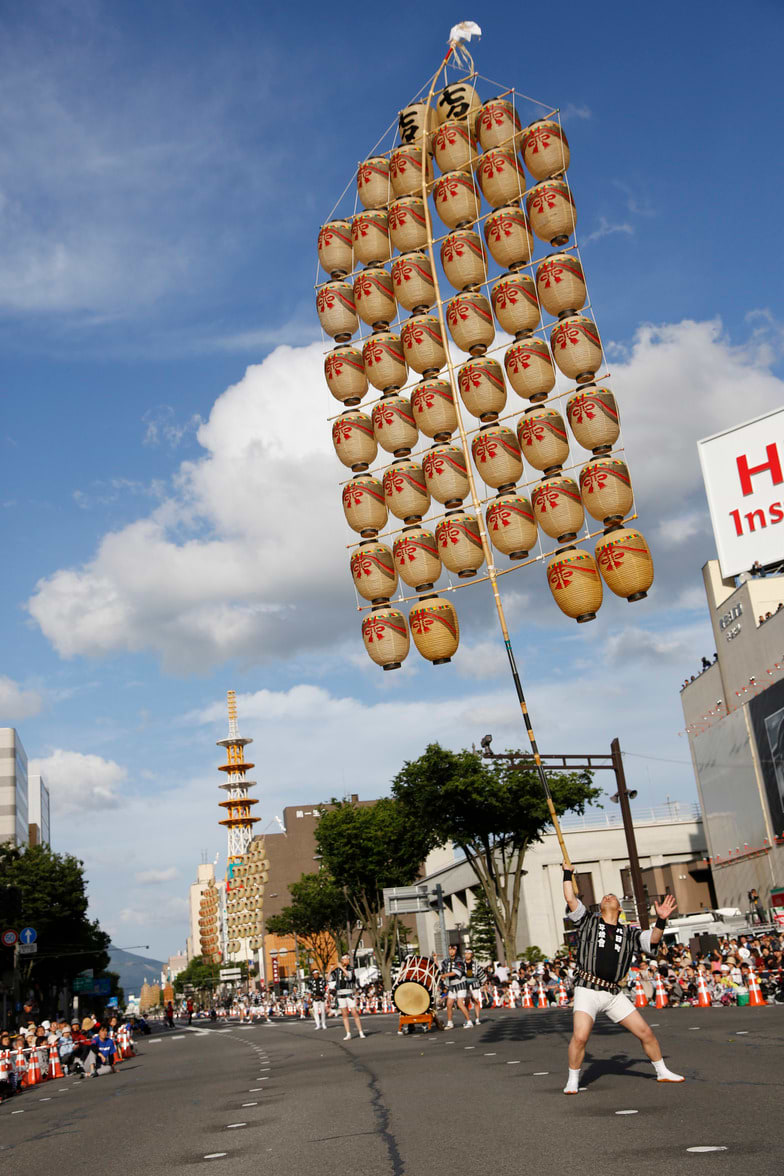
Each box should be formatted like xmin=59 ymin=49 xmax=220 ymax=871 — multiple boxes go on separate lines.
xmin=20 ymin=927 xmax=37 ymax=945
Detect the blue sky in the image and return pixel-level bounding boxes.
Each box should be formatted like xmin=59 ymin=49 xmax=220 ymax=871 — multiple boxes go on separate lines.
xmin=2 ymin=1 xmax=783 ymax=960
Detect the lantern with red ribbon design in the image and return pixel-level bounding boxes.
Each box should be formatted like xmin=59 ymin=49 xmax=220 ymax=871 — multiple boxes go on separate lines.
xmin=484 ymin=204 xmax=534 ymax=270
xmin=436 ymin=510 xmax=485 ymax=578
xmin=409 ymin=596 xmax=460 ymax=664
xmin=491 ymin=272 xmax=540 ymax=337
xmin=486 ymin=492 xmax=538 ymax=560
xmin=471 ymin=425 xmax=524 ymax=492
xmin=546 ymin=548 xmax=602 ymax=623
xmin=522 ymin=119 xmax=570 ymax=180
xmin=362 ymin=606 xmax=410 ymax=670
xmin=594 ymin=527 xmax=654 ymax=602
xmin=350 ymin=541 xmax=398 ymax=604
xmin=458 ymin=356 xmax=507 ymax=422
xmin=393 ymin=526 xmax=442 ymax=592
xmin=411 ymin=377 xmax=457 ymax=441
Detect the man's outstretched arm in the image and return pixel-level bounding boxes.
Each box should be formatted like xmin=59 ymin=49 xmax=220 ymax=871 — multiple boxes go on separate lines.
xmin=562 ymin=862 xmax=580 ymax=913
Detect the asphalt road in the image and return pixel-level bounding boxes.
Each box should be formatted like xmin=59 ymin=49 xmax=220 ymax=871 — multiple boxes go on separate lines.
xmin=2 ymin=1006 xmax=782 ymax=1175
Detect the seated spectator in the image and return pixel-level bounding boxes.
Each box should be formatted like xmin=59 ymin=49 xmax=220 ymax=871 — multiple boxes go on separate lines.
xmin=90 ymin=1025 xmax=118 ymax=1077
xmin=58 ymin=1024 xmax=75 ymax=1073
xmin=701 ymin=656 xmax=711 ymax=670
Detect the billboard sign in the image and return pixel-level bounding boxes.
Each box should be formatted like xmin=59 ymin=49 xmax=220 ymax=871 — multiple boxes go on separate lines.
xmin=698 ymin=407 xmax=784 ymax=578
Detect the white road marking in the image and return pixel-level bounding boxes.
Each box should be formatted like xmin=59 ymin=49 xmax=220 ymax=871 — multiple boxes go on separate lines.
xmin=148 ymin=1039 xmax=162 ymax=1043
xmin=226 ymin=1123 xmax=246 ymax=1129
xmin=11 ymin=1109 xmax=24 ymax=1114
xmin=616 ymin=1110 xmax=638 ymax=1115
xmin=736 ymin=1031 xmax=749 ymax=1035
xmin=484 ymin=1052 xmax=496 ymax=1056
xmin=204 ymin=1153 xmax=227 ymax=1160
xmin=507 ymin=1061 xmax=521 ymax=1065
xmin=39 ymin=1097 xmax=51 ymax=1101
xmin=241 ymin=1102 xmax=258 ymax=1107
xmin=533 ymin=1072 xmax=549 ymax=1076
xmin=171 ymin=1035 xmax=186 ymax=1039
xmin=686 ymin=1147 xmax=727 ymax=1153
xmin=465 ymin=1046 xmax=475 ymax=1050
xmin=248 ymin=1088 xmax=263 ymax=1092
xmin=688 ymin=1027 xmax=701 ymax=1031
xmin=649 ymin=1023 xmax=659 ymax=1027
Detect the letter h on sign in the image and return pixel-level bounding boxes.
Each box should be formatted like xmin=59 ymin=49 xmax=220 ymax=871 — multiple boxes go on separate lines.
xmin=736 ymin=443 xmax=783 ymax=497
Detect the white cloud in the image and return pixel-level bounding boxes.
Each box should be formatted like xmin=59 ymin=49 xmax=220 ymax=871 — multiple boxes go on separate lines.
xmin=135 ymin=866 xmax=180 ymax=885
xmin=29 ymin=749 xmax=127 ymax=815
xmin=582 ymin=216 xmax=635 ymax=245
xmin=115 ymin=896 xmax=189 ymax=928
xmin=0 ymin=675 xmax=42 ymax=719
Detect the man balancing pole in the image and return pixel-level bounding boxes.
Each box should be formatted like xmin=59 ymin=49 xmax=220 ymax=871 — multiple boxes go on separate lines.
xmin=561 ymin=864 xmax=684 ymax=1094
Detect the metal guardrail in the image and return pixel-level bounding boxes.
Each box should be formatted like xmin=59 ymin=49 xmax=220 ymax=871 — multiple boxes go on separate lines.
xmin=553 ymin=802 xmax=702 ymax=832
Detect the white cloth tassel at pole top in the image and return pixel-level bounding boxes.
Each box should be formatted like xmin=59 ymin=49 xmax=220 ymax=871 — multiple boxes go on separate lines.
xmin=448 ymin=21 xmax=482 ymax=69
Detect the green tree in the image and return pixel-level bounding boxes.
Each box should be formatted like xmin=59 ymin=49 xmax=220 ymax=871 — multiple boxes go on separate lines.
xmin=466 ymin=890 xmax=497 ymax=962
xmin=315 ymin=798 xmax=437 ymax=990
xmin=266 ymin=871 xmax=347 ymax=976
xmin=172 ymin=955 xmax=246 ymax=1001
xmin=392 ymin=743 xmax=600 ymax=965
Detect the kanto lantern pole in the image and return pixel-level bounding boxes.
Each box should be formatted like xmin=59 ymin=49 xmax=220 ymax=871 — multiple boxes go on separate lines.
xmin=419 ymin=44 xmax=574 ymax=873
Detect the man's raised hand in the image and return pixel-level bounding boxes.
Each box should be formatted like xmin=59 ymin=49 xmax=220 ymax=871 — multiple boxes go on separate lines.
xmin=654 ymin=894 xmax=677 ymax=920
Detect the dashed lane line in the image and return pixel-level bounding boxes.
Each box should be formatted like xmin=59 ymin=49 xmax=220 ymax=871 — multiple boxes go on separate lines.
xmin=616 ymin=1110 xmax=638 ymax=1115
xmin=204 ymin=1153 xmax=227 ymax=1160
xmin=687 ymin=1147 xmax=727 ymax=1153
xmin=226 ymin=1123 xmax=246 ymax=1129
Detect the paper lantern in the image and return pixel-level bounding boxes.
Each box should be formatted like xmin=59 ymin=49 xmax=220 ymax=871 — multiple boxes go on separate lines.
xmin=435 ymin=81 xmax=481 ymax=127
xmin=411 ymin=377 xmax=457 ymax=441
xmin=486 ymin=492 xmax=537 ymax=559
xmin=446 ymin=291 xmax=495 ymax=355
xmin=566 ymin=386 xmax=620 ymax=454
xmin=388 ymin=196 xmax=428 ymax=252
xmin=536 ymin=253 xmax=587 ymax=318
xmin=423 ymin=443 xmax=470 ymax=507
xmin=458 ymin=356 xmax=507 ymax=422
xmin=393 ymin=526 xmax=442 ymax=591
xmin=398 ymin=101 xmax=437 ymax=148
xmin=484 ymin=204 xmax=534 ymax=270
xmin=324 ymin=344 xmax=367 ymax=406
xmin=433 ymin=119 xmax=478 ymax=174
xmin=522 ymin=119 xmax=570 ymax=181
xmin=595 ymin=527 xmax=654 ymax=602
xmin=504 ymin=338 xmax=555 ymax=402
xmin=353 ymin=266 xmax=396 ymax=330
xmin=440 ymin=229 xmax=488 ymax=291
xmin=401 ymin=313 xmax=446 ymax=375
xmin=342 ymin=475 xmax=388 ymax=536
xmin=491 ymin=273 xmax=540 ymax=337
xmin=391 ymin=251 xmax=435 ymax=312
xmin=579 ymin=457 xmax=633 ymax=523
xmin=550 ymin=314 xmax=603 ymax=383
xmin=532 ymin=476 xmax=584 ymax=542
xmin=516 ymin=406 xmax=569 ymax=474
xmin=433 ymin=171 xmax=481 ymax=229
xmin=350 ymin=541 xmax=398 ymax=603
xmin=409 ymin=596 xmax=460 ymax=664
xmin=352 ymin=210 xmax=390 ymax=267
xmin=317 ymin=280 xmax=357 ymax=342
xmin=357 ymin=155 xmax=391 ymax=210
xmin=363 ymin=331 xmax=408 ymax=393
xmin=372 ymin=394 xmax=418 ymax=456
xmin=332 ymin=410 xmax=377 ymax=471
xmin=362 ymin=606 xmax=410 ymax=670
xmin=478 ymin=98 xmax=523 ymax=152
xmin=526 ymin=179 xmax=577 ymax=246
xmin=390 ymin=145 xmax=433 ymax=198
xmin=472 ymin=425 xmax=523 ymax=491
xmin=547 ymin=548 xmax=602 ymax=623
xmin=476 ymin=148 xmax=526 ymax=208
xmin=318 ymin=219 xmax=353 ymax=278
xmin=436 ymin=510 xmax=485 ymax=578
xmin=383 ymin=459 xmax=430 ymax=522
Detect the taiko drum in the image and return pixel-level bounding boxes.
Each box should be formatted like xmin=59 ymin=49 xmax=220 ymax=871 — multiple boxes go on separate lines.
xmin=476 ymin=148 xmax=526 ymax=208
xmin=547 ymin=548 xmax=602 ymax=623
xmin=458 ymin=356 xmax=507 ymax=422
xmin=536 ymin=253 xmax=587 ymax=318
xmin=435 ymin=81 xmax=481 ymax=127
xmin=446 ymin=291 xmax=495 ymax=355
xmin=357 ymin=155 xmax=391 ymax=210
xmin=352 ymin=210 xmax=390 ymax=267
xmin=388 ymin=196 xmax=428 ymax=253
xmin=342 ymin=475 xmax=388 ymax=536
xmin=383 ymin=459 xmax=430 ymax=522
xmin=472 ymin=426 xmax=523 ymax=491
xmin=436 ymin=510 xmax=485 ymax=578
xmin=531 ymin=476 xmax=584 ymax=542
xmin=433 ymin=171 xmax=481 ymax=229
xmin=332 ymin=410 xmax=377 ymax=470
xmin=566 ymin=386 xmax=619 ymax=454
xmin=486 ymin=492 xmax=538 ymax=559
xmin=318 ymin=219 xmax=353 ymax=278
xmin=478 ymin=98 xmax=523 ymax=152
xmin=350 ymin=541 xmax=398 ymax=603
xmin=411 ymin=377 xmax=457 ymax=440
xmin=491 ymin=273 xmax=540 ymax=337
xmin=484 ymin=204 xmax=534 ymax=270
xmin=579 ymin=457 xmax=633 ymax=523
xmin=398 ymin=101 xmax=437 ymax=148
xmin=353 ymin=267 xmax=396 ymax=330
xmin=522 ymin=119 xmax=570 ymax=180
xmin=595 ymin=527 xmax=654 ymax=601
xmin=409 ymin=596 xmax=460 ymax=664
xmin=317 ymin=280 xmax=357 ymax=342
xmin=433 ymin=120 xmax=478 ymax=174
xmin=527 ymin=179 xmax=577 ymax=246
xmin=393 ymin=526 xmax=442 ymax=591
xmin=372 ymin=394 xmax=418 ymax=456
xmin=440 ymin=229 xmax=487 ymax=291
xmin=504 ymin=338 xmax=555 ymax=402
xmin=423 ymin=443 xmax=469 ymax=507
xmin=390 ymin=145 xmax=433 ymax=198
xmin=324 ymin=344 xmax=367 ymax=405
xmin=393 ymin=956 xmax=439 ymax=1015
xmin=362 ymin=606 xmax=410 ymax=670
xmin=363 ymin=331 xmax=408 ymax=393
xmin=517 ymin=406 xmax=569 ymax=473
xmin=550 ymin=314 xmax=603 ymax=383
xmin=391 ymin=251 xmax=435 ymax=312
xmin=401 ymin=313 xmax=446 ymax=376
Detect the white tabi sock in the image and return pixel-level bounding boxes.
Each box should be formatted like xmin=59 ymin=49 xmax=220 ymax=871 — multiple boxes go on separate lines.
xmin=653 ymin=1058 xmax=684 ymax=1082
xmin=563 ymin=1067 xmax=581 ymax=1094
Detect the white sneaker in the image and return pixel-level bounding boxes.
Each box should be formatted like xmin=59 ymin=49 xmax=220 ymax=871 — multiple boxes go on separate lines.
xmin=463 ymin=1021 xmax=473 ymax=1029
xmin=343 ymin=1033 xmax=352 ymax=1040
xmin=446 ymin=1021 xmax=454 ymax=1029
xmin=474 ymin=1018 xmax=481 ymax=1025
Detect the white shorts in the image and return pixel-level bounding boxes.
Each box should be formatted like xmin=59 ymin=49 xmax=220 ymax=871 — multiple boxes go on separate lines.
xmin=573 ymin=985 xmax=635 ymax=1024
xmin=447 ymin=988 xmax=467 ymax=1000
xmin=337 ymin=996 xmax=356 ymax=1010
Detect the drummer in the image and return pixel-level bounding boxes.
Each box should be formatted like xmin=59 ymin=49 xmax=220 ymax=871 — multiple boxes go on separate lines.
xmin=440 ymin=943 xmax=473 ymax=1030
xmin=463 ymin=949 xmax=485 ymax=1026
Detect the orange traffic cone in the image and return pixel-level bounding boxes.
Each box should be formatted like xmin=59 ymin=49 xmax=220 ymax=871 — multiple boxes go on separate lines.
xmin=25 ymin=1047 xmax=42 ymax=1087
xmin=47 ymin=1043 xmax=64 ymax=1080
xmin=537 ymin=981 xmax=548 ymax=1008
xmin=557 ymin=981 xmax=569 ymax=1007
xmin=634 ymin=973 xmax=648 ymax=1008
xmin=747 ymin=966 xmax=766 ymax=1007
xmin=696 ymin=971 xmax=711 ymax=1008
xmin=522 ymin=983 xmax=533 ymax=1009
xmin=654 ymin=973 xmax=668 ymax=1009
xmin=14 ymin=1045 xmax=28 ymax=1087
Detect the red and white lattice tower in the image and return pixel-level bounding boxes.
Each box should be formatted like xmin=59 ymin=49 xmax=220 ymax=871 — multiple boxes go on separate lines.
xmin=217 ymin=690 xmax=259 ymax=865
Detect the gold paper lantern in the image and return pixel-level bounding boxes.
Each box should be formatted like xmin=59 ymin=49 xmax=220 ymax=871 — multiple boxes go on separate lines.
xmin=318 ymin=219 xmax=353 ymax=278
xmin=579 ymin=457 xmax=633 ymax=524
xmin=393 ymin=526 xmax=442 ymax=591
xmin=353 ymin=266 xmax=396 ymax=330
xmin=433 ymin=171 xmax=481 ymax=229
xmin=350 ymin=541 xmax=398 ymax=603
xmin=440 ymin=229 xmax=488 ymax=291
xmin=409 ymin=596 xmax=460 ymax=664
xmin=486 ymin=493 xmax=538 ymax=559
xmin=595 ymin=527 xmax=654 ymax=602
xmin=458 ymin=357 xmax=507 ymax=422
xmin=388 ymin=196 xmax=428 ymax=253
xmin=401 ymin=313 xmax=446 ymax=376
xmin=316 ymin=280 xmax=357 ymax=342
xmin=433 ymin=119 xmax=478 ymax=174
xmin=332 ymin=410 xmax=377 ymax=471
xmin=362 ymin=606 xmax=410 ymax=670
xmin=446 ymin=291 xmax=495 ymax=355
xmin=383 ymin=459 xmax=430 ymax=522
xmin=436 ymin=510 xmax=485 ymax=578
xmin=566 ymin=386 xmax=620 ymax=454
xmin=363 ymin=331 xmax=408 ymax=392
xmin=398 ymin=101 xmax=437 ymax=149
xmin=516 ymin=406 xmax=569 ymax=474
xmin=547 ymin=548 xmax=602 ymax=623
xmin=536 ymin=253 xmax=587 ymax=318
xmin=435 ymin=81 xmax=481 ymax=127
xmin=357 ymin=155 xmax=391 ymax=210
xmin=372 ymin=394 xmax=418 ymax=456
xmin=352 ymin=210 xmax=390 ymax=267
xmin=391 ymin=251 xmax=435 ymax=312
xmin=483 ymin=203 xmax=534 ymax=270
xmin=526 ymin=179 xmax=577 ymax=246
xmin=550 ymin=314 xmax=603 ymax=383
xmin=504 ymin=338 xmax=555 ymax=402
xmin=522 ymin=119 xmax=570 ymax=181
xmin=476 ymin=147 xmax=526 ymax=209
xmin=342 ymin=475 xmax=388 ymax=536
xmin=390 ymin=145 xmax=434 ymax=198
xmin=477 ymin=98 xmax=523 ymax=152
xmin=423 ymin=443 xmax=470 ymax=507
xmin=490 ymin=273 xmax=540 ymax=337
xmin=411 ymin=377 xmax=457 ymax=441
xmin=472 ymin=425 xmax=523 ymax=491
xmin=532 ymin=476 xmax=584 ymax=542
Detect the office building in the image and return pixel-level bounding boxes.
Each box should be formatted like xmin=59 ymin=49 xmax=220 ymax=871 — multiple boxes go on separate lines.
xmin=27 ymin=773 xmax=51 ymax=847
xmin=0 ymin=727 xmax=29 ymax=846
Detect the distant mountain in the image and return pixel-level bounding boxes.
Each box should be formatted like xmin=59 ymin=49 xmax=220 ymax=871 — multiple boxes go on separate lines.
xmin=108 ymin=946 xmax=166 ymax=997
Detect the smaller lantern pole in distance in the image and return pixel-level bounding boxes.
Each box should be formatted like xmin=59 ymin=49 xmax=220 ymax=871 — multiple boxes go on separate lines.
xmin=419 ymin=48 xmax=575 ymax=876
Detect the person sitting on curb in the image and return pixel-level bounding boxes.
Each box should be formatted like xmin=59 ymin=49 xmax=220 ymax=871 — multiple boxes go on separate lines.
xmin=90 ymin=1025 xmax=118 ymax=1076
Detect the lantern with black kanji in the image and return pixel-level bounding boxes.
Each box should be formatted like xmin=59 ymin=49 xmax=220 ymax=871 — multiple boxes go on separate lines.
xmin=409 ymin=596 xmax=460 ymax=664
xmin=362 ymin=606 xmax=410 ymax=670
xmin=398 ymin=101 xmax=437 ymax=149
xmin=435 ymin=81 xmax=481 ymax=127
xmin=436 ymin=510 xmax=485 ymax=578
xmin=486 ymin=493 xmax=538 ymax=559
xmin=546 ymin=548 xmax=602 ymax=623
xmin=594 ymin=527 xmax=654 ymax=602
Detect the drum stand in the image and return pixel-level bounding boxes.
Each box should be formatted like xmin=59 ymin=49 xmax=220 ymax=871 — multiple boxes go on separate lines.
xmin=397 ymin=1011 xmax=441 ymax=1035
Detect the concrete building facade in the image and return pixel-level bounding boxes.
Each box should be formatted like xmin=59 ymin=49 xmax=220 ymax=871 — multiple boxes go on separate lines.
xmin=0 ymin=728 xmax=29 ymax=846
xmin=27 ymin=773 xmax=51 ymax=847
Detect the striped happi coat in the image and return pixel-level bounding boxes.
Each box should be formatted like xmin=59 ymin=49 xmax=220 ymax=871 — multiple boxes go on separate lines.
xmin=568 ymin=900 xmax=655 ymax=994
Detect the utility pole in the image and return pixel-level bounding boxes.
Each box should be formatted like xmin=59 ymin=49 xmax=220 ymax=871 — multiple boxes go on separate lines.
xmin=433 ymin=884 xmax=448 ymax=956
xmin=610 ymin=738 xmax=649 ymax=930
